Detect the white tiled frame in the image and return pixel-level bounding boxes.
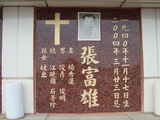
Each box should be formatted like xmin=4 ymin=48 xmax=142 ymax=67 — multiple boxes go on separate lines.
xmin=2 ymin=7 xmax=18 ymax=77
xmin=141 ymin=8 xmax=158 ymax=77
xmin=17 ymin=7 xmax=34 ymax=77
xmin=2 ymin=7 xmax=34 ymax=113
xmin=142 ymin=8 xmax=160 ymax=112
xmin=144 ymin=79 xmax=157 ymax=112
xmin=2 ymin=7 xmax=34 ymax=78
xmin=156 ymin=9 xmax=160 ymax=76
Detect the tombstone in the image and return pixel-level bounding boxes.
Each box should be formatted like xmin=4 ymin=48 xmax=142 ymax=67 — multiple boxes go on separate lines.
xmin=35 ymin=8 xmax=142 ymax=113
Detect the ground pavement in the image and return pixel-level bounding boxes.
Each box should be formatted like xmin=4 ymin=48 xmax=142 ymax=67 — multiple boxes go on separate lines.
xmin=0 ymin=113 xmax=160 ymax=120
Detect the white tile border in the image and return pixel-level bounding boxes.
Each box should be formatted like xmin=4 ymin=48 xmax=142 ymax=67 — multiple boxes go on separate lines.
xmin=2 ymin=7 xmax=18 ymax=77
xmin=141 ymin=8 xmax=158 ymax=77
xmin=17 ymin=7 xmax=34 ymax=77
xmin=156 ymin=9 xmax=160 ymax=76
xmin=144 ymin=79 xmax=158 ymax=112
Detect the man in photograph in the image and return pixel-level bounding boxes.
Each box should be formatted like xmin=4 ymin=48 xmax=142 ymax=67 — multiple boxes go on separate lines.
xmin=78 ymin=12 xmax=100 ymax=41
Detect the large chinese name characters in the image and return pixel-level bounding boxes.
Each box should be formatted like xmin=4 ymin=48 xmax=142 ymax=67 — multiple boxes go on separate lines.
xmin=36 ymin=8 xmax=142 ymax=113
xmin=80 ymin=46 xmax=100 ymax=108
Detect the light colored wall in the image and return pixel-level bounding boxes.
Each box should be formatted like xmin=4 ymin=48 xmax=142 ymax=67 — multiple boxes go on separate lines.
xmin=1 ymin=7 xmax=160 ymax=113
xmin=142 ymin=8 xmax=160 ymax=112
xmin=2 ymin=7 xmax=34 ymax=113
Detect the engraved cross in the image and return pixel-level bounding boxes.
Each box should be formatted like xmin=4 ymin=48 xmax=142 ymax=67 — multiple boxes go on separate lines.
xmin=45 ymin=13 xmax=70 ymax=45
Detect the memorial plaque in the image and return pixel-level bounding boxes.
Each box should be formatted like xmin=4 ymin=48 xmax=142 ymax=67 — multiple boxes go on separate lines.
xmin=35 ymin=8 xmax=142 ymax=113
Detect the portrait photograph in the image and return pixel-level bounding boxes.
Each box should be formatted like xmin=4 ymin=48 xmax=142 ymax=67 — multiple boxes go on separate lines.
xmin=78 ymin=12 xmax=101 ymax=41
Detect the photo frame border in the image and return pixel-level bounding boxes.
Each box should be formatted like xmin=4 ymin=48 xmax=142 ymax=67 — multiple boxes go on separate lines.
xmin=78 ymin=12 xmax=101 ymax=41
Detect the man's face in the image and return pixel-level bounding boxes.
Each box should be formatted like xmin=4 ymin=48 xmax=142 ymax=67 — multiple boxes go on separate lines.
xmin=84 ymin=17 xmax=95 ymax=30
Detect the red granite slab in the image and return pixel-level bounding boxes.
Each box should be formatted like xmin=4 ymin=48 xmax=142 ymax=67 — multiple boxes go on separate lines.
xmin=35 ymin=8 xmax=142 ymax=113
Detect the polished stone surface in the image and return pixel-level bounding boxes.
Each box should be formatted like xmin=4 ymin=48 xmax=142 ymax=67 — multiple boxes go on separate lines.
xmin=35 ymin=8 xmax=142 ymax=113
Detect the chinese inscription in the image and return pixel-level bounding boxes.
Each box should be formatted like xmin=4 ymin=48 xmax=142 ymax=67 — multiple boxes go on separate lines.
xmin=112 ymin=18 xmax=130 ymax=108
xmin=36 ymin=8 xmax=142 ymax=113
xmin=81 ymin=46 xmax=100 ymax=108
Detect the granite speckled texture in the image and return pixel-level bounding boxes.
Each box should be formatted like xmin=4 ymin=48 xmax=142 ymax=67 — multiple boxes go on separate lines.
xmin=35 ymin=8 xmax=142 ymax=113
